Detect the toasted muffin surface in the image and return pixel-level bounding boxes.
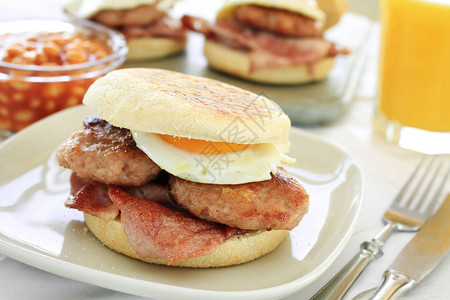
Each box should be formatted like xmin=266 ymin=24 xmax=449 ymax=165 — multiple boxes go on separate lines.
xmin=83 ymin=68 xmax=290 ymax=146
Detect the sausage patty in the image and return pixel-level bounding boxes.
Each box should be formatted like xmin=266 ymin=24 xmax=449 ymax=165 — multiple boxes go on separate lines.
xmin=233 ymin=5 xmax=323 ymax=37
xmin=56 ymin=117 xmax=161 ymax=186
xmin=169 ymin=168 xmax=309 ymax=230
xmin=91 ymin=4 xmax=166 ymax=28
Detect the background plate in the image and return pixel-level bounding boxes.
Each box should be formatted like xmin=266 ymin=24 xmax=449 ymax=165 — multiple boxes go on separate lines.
xmin=0 ymin=106 xmax=363 ymax=300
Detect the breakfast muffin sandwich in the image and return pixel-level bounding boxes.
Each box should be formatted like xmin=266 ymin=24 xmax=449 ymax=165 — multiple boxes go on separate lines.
xmin=182 ymin=0 xmax=349 ymax=84
xmin=64 ymin=0 xmax=187 ymax=60
xmin=56 ymin=68 xmax=310 ymax=267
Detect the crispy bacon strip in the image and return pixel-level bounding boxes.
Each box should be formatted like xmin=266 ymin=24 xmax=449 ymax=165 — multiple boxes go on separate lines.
xmin=182 ymin=16 xmax=349 ymax=71
xmin=66 ymin=173 xmax=119 ymax=220
xmin=66 ymin=174 xmax=237 ymax=263
xmin=108 ymin=185 xmax=238 ymax=264
xmin=67 ymin=173 xmax=173 ymax=218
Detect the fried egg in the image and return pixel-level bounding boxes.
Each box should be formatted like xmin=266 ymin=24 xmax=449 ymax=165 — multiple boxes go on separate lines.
xmin=132 ymin=131 xmax=294 ymax=184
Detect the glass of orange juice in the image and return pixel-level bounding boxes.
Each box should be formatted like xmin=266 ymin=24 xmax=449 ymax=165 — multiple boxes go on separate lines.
xmin=374 ymin=0 xmax=450 ymax=154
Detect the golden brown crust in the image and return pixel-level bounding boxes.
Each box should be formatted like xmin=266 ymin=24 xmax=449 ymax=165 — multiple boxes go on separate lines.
xmin=204 ymin=40 xmax=335 ymax=85
xmin=83 ymin=68 xmax=291 ymax=147
xmin=84 ymin=213 xmax=288 ymax=268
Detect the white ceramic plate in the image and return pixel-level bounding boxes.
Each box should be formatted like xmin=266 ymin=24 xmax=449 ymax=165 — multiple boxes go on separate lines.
xmin=0 ymin=106 xmax=363 ymax=300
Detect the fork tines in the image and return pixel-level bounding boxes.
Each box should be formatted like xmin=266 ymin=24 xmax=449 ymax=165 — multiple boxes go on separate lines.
xmin=396 ymin=155 xmax=449 ymax=214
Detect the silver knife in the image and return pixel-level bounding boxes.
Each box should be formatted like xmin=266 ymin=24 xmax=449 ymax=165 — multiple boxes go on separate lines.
xmin=366 ymin=194 xmax=450 ymax=300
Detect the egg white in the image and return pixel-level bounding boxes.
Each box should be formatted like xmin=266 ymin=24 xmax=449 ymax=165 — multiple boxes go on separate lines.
xmin=132 ymin=131 xmax=294 ymax=184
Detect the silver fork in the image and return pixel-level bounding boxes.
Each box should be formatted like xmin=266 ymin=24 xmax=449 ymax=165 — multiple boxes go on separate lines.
xmin=311 ymin=155 xmax=450 ymax=300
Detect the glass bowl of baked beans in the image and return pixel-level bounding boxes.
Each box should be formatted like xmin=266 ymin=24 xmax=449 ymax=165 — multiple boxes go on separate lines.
xmin=0 ymin=19 xmax=127 ymax=132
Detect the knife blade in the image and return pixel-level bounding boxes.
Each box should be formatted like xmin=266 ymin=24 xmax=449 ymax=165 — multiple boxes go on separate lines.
xmin=368 ymin=194 xmax=450 ymax=300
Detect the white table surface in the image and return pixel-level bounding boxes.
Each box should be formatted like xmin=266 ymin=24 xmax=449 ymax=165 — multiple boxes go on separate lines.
xmin=0 ymin=1 xmax=449 ymax=299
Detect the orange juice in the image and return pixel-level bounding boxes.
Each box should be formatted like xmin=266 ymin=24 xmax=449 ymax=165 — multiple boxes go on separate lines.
xmin=377 ymin=0 xmax=450 ymax=132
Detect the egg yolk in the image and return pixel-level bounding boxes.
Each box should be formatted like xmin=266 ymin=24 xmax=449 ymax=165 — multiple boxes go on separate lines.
xmin=158 ymin=134 xmax=248 ymax=154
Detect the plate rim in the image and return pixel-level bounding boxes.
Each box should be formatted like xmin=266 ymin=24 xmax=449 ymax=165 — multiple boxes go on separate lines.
xmin=0 ymin=105 xmax=364 ymax=300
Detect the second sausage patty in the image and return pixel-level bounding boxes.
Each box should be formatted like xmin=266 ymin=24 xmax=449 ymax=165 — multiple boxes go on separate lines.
xmin=233 ymin=5 xmax=323 ymax=38
xmin=169 ymin=168 xmax=309 ymax=230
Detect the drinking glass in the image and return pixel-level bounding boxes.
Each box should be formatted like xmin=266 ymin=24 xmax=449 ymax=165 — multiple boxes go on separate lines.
xmin=374 ymin=0 xmax=450 ymax=154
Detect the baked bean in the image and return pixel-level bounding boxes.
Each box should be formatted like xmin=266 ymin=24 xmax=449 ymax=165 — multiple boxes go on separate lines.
xmin=14 ymin=110 xmax=33 ymax=122
xmin=0 ymin=107 xmax=8 ymax=116
xmin=66 ymin=50 xmax=88 ymax=64
xmin=6 ymin=45 xmax=24 ymax=57
xmin=35 ymin=52 xmax=48 ymax=65
xmin=42 ymin=42 xmax=61 ymax=57
xmin=0 ymin=93 xmax=7 ymax=103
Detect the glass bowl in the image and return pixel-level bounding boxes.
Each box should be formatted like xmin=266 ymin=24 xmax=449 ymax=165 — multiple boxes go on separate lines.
xmin=0 ymin=19 xmax=127 ymax=132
